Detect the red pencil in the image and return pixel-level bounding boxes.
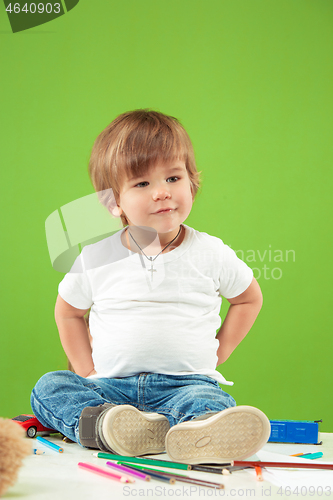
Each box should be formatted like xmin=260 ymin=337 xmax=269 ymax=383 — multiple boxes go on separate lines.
xmin=234 ymin=460 xmax=333 ymax=470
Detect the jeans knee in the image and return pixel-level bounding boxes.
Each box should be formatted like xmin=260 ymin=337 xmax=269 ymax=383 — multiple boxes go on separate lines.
xmin=188 ymin=385 xmax=221 ymax=400
xmin=175 ymin=384 xmax=236 ymax=416
xmin=32 ymin=370 xmax=74 ymax=401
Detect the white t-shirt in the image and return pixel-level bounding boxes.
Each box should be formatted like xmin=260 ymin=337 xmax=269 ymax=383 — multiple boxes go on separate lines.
xmin=58 ymin=224 xmax=253 ymax=385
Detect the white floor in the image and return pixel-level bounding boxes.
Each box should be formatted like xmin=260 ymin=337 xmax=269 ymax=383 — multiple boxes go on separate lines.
xmin=4 ymin=433 xmax=333 ymax=500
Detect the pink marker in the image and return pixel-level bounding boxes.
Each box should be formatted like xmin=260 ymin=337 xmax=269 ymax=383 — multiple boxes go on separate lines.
xmin=78 ymin=462 xmax=134 ymax=483
xmin=107 ymin=461 xmax=150 ymax=481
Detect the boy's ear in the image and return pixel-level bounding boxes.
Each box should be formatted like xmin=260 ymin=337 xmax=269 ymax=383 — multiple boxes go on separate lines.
xmin=111 ymin=206 xmax=122 ymax=217
xmin=107 ymin=198 xmax=123 ymax=218
xmin=190 ymin=184 xmax=196 ymax=200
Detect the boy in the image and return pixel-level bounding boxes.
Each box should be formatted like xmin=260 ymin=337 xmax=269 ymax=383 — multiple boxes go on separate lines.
xmin=31 ymin=109 xmax=270 ymax=464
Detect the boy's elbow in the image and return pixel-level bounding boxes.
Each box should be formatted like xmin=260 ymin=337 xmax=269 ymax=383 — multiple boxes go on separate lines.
xmin=54 ymin=297 xmax=63 ymax=326
xmin=54 ymin=294 xmax=70 ymax=324
xmin=257 ymin=287 xmax=263 ymax=309
xmin=249 ymin=278 xmax=263 ymax=312
xmin=54 ymin=296 xmax=60 ymax=321
xmin=54 ymin=294 xmax=89 ymax=323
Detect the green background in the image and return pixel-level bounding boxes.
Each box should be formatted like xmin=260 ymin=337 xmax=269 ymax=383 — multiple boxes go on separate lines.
xmin=1 ymin=1 xmax=332 ymax=431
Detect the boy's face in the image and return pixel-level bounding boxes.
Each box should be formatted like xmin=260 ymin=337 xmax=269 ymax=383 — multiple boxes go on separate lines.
xmin=117 ymin=160 xmax=193 ymax=243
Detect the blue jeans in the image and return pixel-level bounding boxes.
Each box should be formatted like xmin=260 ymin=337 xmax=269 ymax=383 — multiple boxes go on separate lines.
xmin=31 ymin=371 xmax=236 ymax=446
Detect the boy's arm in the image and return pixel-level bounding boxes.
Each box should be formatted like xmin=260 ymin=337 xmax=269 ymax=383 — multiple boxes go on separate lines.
xmin=216 ymin=277 xmax=263 ymax=366
xmin=55 ymin=295 xmax=96 ymax=378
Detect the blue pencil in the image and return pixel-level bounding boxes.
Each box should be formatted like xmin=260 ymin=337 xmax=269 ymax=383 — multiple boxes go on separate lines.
xmin=33 ymin=449 xmax=45 ymax=455
xmin=300 ymin=452 xmax=323 ymax=460
xmin=36 ymin=436 xmax=64 ymax=453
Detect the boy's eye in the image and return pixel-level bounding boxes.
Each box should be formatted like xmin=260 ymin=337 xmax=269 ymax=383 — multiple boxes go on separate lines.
xmin=135 ymin=181 xmax=149 ymax=188
xmin=134 ymin=177 xmax=179 ymax=187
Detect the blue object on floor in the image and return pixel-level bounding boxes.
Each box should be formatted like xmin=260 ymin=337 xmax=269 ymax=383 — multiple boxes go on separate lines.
xmin=268 ymin=420 xmax=322 ymax=444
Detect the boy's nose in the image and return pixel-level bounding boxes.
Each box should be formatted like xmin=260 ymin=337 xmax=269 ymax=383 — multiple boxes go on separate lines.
xmin=152 ymin=186 xmax=171 ymax=201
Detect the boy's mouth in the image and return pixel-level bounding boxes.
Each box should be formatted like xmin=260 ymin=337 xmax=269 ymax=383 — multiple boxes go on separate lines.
xmin=154 ymin=208 xmax=175 ymax=214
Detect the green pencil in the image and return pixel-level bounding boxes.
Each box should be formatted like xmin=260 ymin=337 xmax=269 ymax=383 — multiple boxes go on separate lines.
xmin=93 ymin=452 xmax=189 ymax=471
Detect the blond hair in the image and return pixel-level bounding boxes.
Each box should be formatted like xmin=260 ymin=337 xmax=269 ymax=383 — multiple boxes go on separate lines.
xmin=88 ymin=109 xmax=200 ymax=226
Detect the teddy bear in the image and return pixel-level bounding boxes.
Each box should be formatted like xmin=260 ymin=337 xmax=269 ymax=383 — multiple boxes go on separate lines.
xmin=0 ymin=417 xmax=31 ymax=496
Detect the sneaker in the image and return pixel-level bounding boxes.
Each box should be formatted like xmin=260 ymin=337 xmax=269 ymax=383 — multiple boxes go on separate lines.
xmin=79 ymin=403 xmax=170 ymax=456
xmin=165 ymin=405 xmax=271 ymax=464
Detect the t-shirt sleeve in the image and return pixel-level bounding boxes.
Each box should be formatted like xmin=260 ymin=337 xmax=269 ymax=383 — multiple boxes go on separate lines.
xmin=58 ymin=253 xmax=93 ymax=310
xmin=218 ymin=241 xmax=253 ymax=299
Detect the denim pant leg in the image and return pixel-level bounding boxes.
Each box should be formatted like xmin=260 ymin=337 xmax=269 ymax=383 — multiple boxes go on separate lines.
xmin=30 ymin=370 xmax=134 ymax=444
xmin=142 ymin=374 xmax=236 ymax=427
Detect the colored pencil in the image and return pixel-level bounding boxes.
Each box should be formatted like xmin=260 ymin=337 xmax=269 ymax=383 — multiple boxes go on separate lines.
xmin=299 ymin=452 xmax=323 ymax=460
xmin=207 ymin=465 xmax=256 ymax=474
xmin=120 ymin=462 xmax=224 ymax=489
xmin=290 ymin=453 xmax=324 ymax=459
xmin=234 ymin=460 xmax=333 ymax=470
xmin=116 ymin=465 xmax=175 ymax=484
xmin=78 ymin=462 xmax=134 ymax=483
xmin=145 ymin=471 xmax=176 ymax=484
xmin=255 ymin=466 xmax=263 ymax=481
xmin=119 ymin=462 xmax=185 ymax=477
xmin=119 ymin=462 xmax=186 ymax=477
xmin=36 ymin=436 xmax=63 ymax=453
xmin=33 ymin=449 xmax=44 ymax=455
xmin=189 ymin=464 xmax=233 ymax=474
xmin=106 ymin=461 xmax=150 ymax=481
xmin=94 ymin=452 xmax=189 ymax=470
xmin=225 ymin=465 xmax=251 ymax=472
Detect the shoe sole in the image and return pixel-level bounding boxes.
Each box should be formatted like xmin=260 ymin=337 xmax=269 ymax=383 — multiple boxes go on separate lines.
xmin=165 ymin=405 xmax=271 ymax=464
xmin=101 ymin=405 xmax=170 ymax=456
